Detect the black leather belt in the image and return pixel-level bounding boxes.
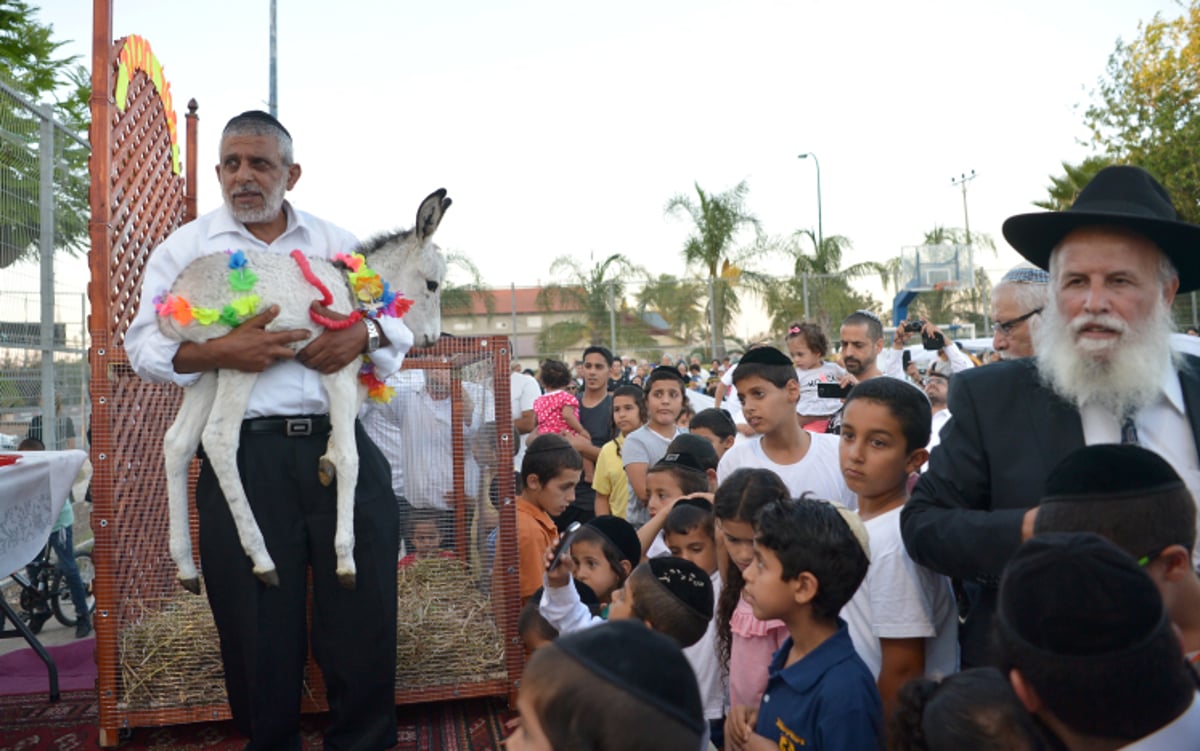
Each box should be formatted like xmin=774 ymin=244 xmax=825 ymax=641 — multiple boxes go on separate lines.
xmin=240 ymin=415 xmax=331 ymax=437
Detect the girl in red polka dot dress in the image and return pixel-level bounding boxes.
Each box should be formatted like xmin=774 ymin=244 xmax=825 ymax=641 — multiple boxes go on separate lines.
xmin=534 ymin=359 xmax=592 ymax=442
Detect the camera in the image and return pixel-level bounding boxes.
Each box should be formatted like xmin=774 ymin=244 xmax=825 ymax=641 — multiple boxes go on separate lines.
xmin=817 ymin=382 xmax=852 ymax=399
xmin=903 ymin=320 xmax=925 ymax=333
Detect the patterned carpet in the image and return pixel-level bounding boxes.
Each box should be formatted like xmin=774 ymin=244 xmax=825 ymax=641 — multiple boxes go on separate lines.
xmin=0 ymin=690 xmax=516 ymax=750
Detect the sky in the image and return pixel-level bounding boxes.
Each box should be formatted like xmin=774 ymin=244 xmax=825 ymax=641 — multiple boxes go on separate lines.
xmin=14 ymin=0 xmax=1186 ymax=336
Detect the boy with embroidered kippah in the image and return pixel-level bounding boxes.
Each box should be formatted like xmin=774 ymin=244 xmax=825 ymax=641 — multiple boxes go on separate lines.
xmin=729 ymin=497 xmax=881 ymax=751
xmin=1034 ymin=443 xmax=1200 ymax=675
xmin=717 ymin=346 xmax=856 ymax=508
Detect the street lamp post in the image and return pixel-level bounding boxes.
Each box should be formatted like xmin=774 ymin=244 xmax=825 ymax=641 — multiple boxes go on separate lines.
xmin=798 ymin=152 xmax=823 ymax=254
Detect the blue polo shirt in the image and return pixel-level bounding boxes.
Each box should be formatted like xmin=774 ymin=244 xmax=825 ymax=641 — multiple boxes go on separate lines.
xmin=753 ymin=619 xmax=882 ymax=750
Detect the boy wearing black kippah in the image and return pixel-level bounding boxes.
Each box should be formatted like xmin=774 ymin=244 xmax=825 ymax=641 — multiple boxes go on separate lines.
xmin=717 ymin=347 xmax=856 ymax=507
xmin=998 ymin=533 xmax=1200 ymax=750
xmin=1034 ymin=443 xmax=1200 ymax=674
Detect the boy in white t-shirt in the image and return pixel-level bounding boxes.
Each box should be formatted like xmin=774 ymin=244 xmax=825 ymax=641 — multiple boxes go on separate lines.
xmin=837 ymin=377 xmax=958 ymax=718
xmin=715 ymin=346 xmax=856 ymax=508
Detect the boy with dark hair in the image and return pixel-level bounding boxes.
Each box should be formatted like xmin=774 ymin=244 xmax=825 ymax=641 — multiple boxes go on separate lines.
xmin=717 ymin=347 xmax=856 ymax=506
xmin=507 ymin=620 xmax=706 ymax=751
xmin=730 ymin=497 xmax=881 ymax=750
xmin=553 ymin=345 xmax=616 ymax=531
xmin=998 ymin=533 xmax=1200 ymax=750
xmin=1034 ymin=443 xmax=1200 ymax=670
xmin=663 ymin=499 xmax=725 ymax=746
xmin=838 ymin=377 xmax=957 ymax=718
xmin=508 ymin=434 xmax=583 ymax=604
xmin=638 ymin=451 xmax=712 ymax=559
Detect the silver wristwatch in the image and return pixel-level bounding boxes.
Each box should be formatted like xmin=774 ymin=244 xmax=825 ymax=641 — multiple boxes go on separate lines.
xmin=363 ymin=318 xmax=381 ymax=353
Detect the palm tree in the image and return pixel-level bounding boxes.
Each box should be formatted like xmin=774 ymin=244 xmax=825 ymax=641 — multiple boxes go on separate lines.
xmin=535 ymin=252 xmax=651 ymax=356
xmin=439 ymin=250 xmax=494 ymax=320
xmin=763 ymin=230 xmax=883 ymax=334
xmin=636 ymin=274 xmax=706 ymax=345
xmin=1034 ymin=156 xmax=1115 ymax=211
xmin=665 ymin=181 xmax=764 ymax=356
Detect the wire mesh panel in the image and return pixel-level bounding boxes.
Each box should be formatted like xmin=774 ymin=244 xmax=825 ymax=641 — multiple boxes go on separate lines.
xmin=88 ymin=32 xmax=521 ymax=744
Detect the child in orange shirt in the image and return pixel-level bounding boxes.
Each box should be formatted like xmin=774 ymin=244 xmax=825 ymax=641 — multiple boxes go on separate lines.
xmin=511 ymin=434 xmax=583 ymax=605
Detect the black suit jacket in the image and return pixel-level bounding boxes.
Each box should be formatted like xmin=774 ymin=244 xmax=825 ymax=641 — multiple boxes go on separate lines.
xmin=900 ymin=355 xmax=1200 ymax=665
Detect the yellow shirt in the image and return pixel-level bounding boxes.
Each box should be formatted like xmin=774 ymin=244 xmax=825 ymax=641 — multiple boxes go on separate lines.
xmin=592 ymin=435 xmax=630 ymax=519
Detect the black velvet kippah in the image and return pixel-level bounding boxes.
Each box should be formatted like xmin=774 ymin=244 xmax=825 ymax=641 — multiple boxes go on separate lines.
xmin=675 ymin=496 xmax=714 ymax=514
xmin=998 ymin=532 xmax=1166 ymax=657
xmin=654 ymin=450 xmax=707 ymax=476
xmin=586 ymin=515 xmax=642 ymax=565
xmin=225 ymin=109 xmax=292 ymax=139
xmin=648 ymin=364 xmax=687 ymax=383
xmin=1043 ymin=444 xmax=1183 ymax=499
xmin=647 ymin=556 xmax=714 ymax=619
xmin=736 ymin=346 xmax=792 ymax=367
xmin=667 ymin=433 xmax=718 ymax=469
xmin=554 ymin=620 xmax=706 ymax=736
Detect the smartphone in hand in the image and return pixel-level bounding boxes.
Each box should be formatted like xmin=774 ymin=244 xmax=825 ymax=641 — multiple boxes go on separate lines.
xmin=547 ymin=521 xmax=582 ymax=571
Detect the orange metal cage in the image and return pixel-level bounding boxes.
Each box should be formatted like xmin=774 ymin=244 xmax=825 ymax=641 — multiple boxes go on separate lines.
xmin=88 ymin=13 xmax=522 ymax=747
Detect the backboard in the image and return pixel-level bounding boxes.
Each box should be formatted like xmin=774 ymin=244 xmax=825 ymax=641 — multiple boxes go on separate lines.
xmin=897 ymin=244 xmax=975 ymax=292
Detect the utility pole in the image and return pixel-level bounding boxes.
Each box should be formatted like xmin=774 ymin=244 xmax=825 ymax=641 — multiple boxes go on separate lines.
xmin=951 ymin=170 xmax=977 ymax=245
xmin=268 ymin=0 xmax=278 ymax=118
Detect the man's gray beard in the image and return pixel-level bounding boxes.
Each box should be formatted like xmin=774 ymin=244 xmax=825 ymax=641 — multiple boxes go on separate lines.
xmin=1033 ymin=298 xmax=1178 ymax=418
xmin=225 ymin=179 xmax=287 ymax=224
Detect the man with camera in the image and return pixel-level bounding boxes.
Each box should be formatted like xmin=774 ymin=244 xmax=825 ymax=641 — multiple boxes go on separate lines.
xmin=886 ymin=319 xmax=976 ymax=381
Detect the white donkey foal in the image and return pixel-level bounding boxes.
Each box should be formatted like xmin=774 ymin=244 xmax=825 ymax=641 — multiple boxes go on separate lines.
xmin=159 ymin=189 xmax=450 ymax=594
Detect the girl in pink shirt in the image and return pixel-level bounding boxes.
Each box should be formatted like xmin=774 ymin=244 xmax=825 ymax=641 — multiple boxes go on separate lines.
xmin=715 ymin=468 xmax=792 ymax=711
xmin=534 ymin=359 xmax=590 ymax=440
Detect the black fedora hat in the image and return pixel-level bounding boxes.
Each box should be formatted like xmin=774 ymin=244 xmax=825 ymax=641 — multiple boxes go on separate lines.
xmin=1002 ymin=165 xmax=1200 ymax=292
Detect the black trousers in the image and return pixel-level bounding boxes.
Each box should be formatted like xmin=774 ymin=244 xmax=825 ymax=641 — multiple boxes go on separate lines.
xmin=197 ymin=420 xmax=399 ymax=751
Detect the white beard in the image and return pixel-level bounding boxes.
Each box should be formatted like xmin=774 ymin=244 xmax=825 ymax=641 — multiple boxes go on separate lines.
xmin=1034 ymin=297 xmax=1178 ymax=418
xmin=224 ymin=178 xmax=287 ymax=225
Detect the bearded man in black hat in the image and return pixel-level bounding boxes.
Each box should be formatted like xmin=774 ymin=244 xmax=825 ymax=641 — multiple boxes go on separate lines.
xmin=901 ymin=165 xmax=1200 ymax=668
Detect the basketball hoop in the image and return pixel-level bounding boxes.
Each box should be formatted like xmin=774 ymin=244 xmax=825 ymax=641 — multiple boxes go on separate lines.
xmin=932 ymin=281 xmax=959 ymax=291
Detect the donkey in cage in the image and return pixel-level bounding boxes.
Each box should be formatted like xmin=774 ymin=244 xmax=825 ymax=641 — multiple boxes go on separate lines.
xmin=157 ymin=189 xmax=450 ymax=594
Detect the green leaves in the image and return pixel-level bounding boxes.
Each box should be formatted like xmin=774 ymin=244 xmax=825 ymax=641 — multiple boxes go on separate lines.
xmin=1083 ymin=2 xmax=1200 ymax=223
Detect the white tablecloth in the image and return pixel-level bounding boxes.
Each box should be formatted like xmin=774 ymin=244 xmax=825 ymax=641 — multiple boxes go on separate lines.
xmin=0 ymin=450 xmax=87 ymax=573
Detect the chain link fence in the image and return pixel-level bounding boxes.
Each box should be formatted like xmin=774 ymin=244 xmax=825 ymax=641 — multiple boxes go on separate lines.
xmin=0 ymin=77 xmax=91 ymax=451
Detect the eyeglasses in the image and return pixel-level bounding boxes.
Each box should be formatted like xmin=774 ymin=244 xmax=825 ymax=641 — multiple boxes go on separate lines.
xmin=992 ymin=307 xmax=1043 ymax=336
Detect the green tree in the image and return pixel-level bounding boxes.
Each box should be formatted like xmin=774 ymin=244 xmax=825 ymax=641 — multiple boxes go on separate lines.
xmin=1034 ymin=156 xmax=1116 ymax=211
xmin=636 ymin=274 xmax=705 ymax=345
xmin=665 ymin=181 xmax=764 ymax=356
xmin=535 ymin=253 xmax=652 ymax=357
xmin=763 ymin=230 xmax=882 ymax=335
xmin=439 ymin=250 xmax=494 ymax=319
xmin=0 ymin=1 xmax=90 ymax=268
xmin=1083 ymin=1 xmax=1200 ymax=222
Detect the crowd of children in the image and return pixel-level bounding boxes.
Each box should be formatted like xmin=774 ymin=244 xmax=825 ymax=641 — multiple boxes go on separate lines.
xmin=497 ymin=319 xmax=1200 ymax=751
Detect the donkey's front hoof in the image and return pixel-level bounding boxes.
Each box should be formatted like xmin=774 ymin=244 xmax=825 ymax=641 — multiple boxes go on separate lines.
xmin=318 ymin=457 xmax=336 ymax=487
xmin=179 ymin=576 xmax=202 ymax=596
xmin=336 ymin=571 xmax=357 ymax=590
xmin=255 ymin=568 xmax=281 ymax=588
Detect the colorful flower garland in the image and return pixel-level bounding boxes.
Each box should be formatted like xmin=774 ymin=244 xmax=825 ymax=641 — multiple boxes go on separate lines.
xmin=155 ymin=249 xmax=413 ymax=403
xmin=154 ymin=250 xmax=261 ymax=328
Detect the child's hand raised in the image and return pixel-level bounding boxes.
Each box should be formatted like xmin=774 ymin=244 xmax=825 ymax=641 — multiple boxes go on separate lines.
xmin=543 ymin=536 xmax=576 ymax=589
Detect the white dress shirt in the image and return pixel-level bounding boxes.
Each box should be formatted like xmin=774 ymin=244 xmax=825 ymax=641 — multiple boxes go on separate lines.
xmin=126 ymin=203 xmax=413 ymax=418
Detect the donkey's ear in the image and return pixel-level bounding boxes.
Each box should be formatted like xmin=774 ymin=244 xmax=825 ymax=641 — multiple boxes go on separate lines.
xmin=415 ymin=188 xmax=451 ymax=241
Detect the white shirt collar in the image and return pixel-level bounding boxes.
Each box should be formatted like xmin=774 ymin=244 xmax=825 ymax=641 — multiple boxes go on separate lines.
xmin=205 ymin=201 xmax=309 ymax=246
